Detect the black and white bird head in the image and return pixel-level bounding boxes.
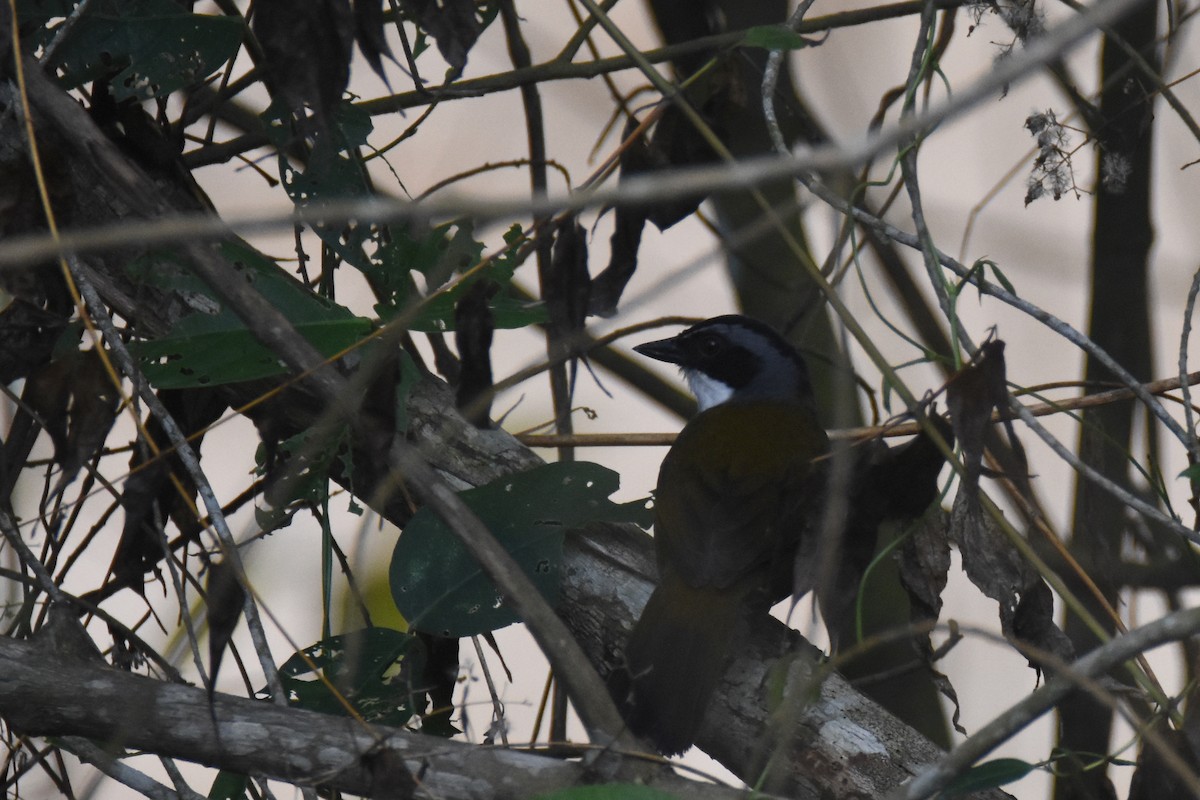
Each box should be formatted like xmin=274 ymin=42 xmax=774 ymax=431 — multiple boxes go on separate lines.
xmin=633 ymin=315 xmax=816 ymax=412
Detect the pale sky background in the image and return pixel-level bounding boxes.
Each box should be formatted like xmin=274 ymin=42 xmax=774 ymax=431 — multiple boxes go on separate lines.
xmin=9 ymin=1 xmax=1200 ymax=798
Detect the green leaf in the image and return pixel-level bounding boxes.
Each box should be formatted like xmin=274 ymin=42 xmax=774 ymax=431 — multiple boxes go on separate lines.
xmin=128 ymin=242 xmax=373 ymax=389
xmin=279 ymin=627 xmax=423 ymax=727
xmin=741 ymin=24 xmax=825 ymax=51
xmin=17 ymin=0 xmax=77 ymax=46
xmin=260 ymin=101 xmax=378 ymax=275
xmin=942 ymin=758 xmax=1038 ymax=797
xmin=1180 ymin=463 xmax=1200 ymax=483
xmin=333 ymin=101 xmax=375 ymax=149
xmin=50 ymin=0 xmax=243 ymax=100
xmin=207 ymin=771 xmax=248 ymax=800
xmin=390 ymin=462 xmax=652 ymax=637
xmin=532 ymin=786 xmax=679 ymax=800
xmin=253 ymin=426 xmax=349 ymax=533
xmin=987 ymin=261 xmax=1018 ymax=296
xmin=371 ymin=223 xmax=545 ymax=331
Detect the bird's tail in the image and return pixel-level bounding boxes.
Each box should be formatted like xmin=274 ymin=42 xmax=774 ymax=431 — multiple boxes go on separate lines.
xmin=619 ymin=573 xmax=742 ymax=755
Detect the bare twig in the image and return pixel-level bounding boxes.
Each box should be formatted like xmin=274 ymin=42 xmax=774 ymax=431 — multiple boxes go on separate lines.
xmin=59 ymin=737 xmax=205 ymax=800
xmin=518 ymin=369 xmax=1200 ymax=447
xmin=69 ymin=260 xmax=285 ymax=706
xmin=1179 ymin=267 xmax=1200 ymax=487
xmin=797 ymin=171 xmax=1192 ymax=449
xmin=0 ymin=0 xmax=1146 ymax=271
xmin=761 ymin=0 xmax=819 ymax=154
xmin=893 ymin=605 xmax=1200 ymax=800
xmin=899 ymin=2 xmax=959 ymax=344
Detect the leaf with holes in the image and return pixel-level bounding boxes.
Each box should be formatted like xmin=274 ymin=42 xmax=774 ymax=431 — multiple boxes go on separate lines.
xmin=278 ymin=627 xmax=423 ymax=727
xmin=128 ymin=242 xmax=373 ymax=389
xmin=390 ymin=461 xmax=651 ymax=637
xmin=372 ymin=222 xmax=546 ymax=331
xmin=50 ymin=0 xmax=243 ymax=100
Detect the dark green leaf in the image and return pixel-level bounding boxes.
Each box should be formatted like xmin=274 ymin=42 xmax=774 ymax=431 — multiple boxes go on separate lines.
xmin=261 ymin=101 xmax=377 ymax=275
xmin=390 ymin=461 xmax=652 ymax=637
xmin=207 ymin=770 xmax=249 ymax=800
xmin=128 ymin=242 xmax=373 ymax=389
xmin=279 ymin=627 xmax=422 ymax=727
xmin=205 ymin=559 xmax=245 ymax=693
xmin=17 ymin=0 xmax=77 ymax=43
xmin=1179 ymin=463 xmax=1200 ymax=483
xmin=942 ymin=758 xmax=1038 ymax=797
xmin=333 ymin=97 xmax=375 ymax=148
xmin=741 ymin=24 xmax=824 ymax=51
xmin=373 ymin=223 xmax=544 ymax=331
xmin=50 ymin=0 xmax=243 ymax=100
xmin=254 ymin=425 xmax=349 ymax=533
xmin=136 ymin=321 xmax=369 ymax=389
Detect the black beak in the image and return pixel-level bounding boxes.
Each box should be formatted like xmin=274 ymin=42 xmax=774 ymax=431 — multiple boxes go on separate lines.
xmin=633 ymin=335 xmax=685 ymax=365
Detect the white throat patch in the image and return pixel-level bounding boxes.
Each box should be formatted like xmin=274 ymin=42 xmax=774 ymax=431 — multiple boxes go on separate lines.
xmin=685 ymin=369 xmax=734 ymax=412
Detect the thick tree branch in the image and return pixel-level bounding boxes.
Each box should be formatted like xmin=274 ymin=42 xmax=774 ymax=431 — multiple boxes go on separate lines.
xmin=0 ymin=636 xmax=737 ymax=800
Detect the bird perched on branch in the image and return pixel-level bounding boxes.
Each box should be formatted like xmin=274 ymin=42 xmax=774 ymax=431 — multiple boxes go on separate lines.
xmin=619 ymin=315 xmax=830 ymax=755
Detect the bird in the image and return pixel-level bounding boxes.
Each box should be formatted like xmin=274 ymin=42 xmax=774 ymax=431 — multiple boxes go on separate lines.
xmin=619 ymin=314 xmax=830 ymax=755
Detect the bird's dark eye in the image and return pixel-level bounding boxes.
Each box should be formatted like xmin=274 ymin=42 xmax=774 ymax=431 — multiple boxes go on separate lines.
xmin=696 ymin=334 xmax=722 ymax=356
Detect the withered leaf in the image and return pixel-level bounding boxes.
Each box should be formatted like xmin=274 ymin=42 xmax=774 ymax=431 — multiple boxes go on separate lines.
xmin=95 ymin=388 xmax=227 ymax=600
xmin=354 ymin=0 xmax=394 ymax=83
xmin=589 ymin=118 xmax=649 ymax=318
xmin=946 ymin=339 xmax=1008 ymax=492
xmin=206 ymin=558 xmax=246 ymax=695
xmin=589 ymin=204 xmax=645 ymax=318
xmin=400 ymin=0 xmax=483 ymax=76
xmin=952 ymin=491 xmax=1074 ymax=675
xmin=415 ymin=631 xmax=460 ymax=737
xmin=253 ymin=0 xmax=355 ymax=130
xmin=931 ymin=665 xmax=966 ymax=735
xmin=0 ymin=299 xmax=69 ymax=384
xmin=453 ymin=279 xmax=496 ymax=428
xmin=57 ymin=350 xmax=120 ymax=488
xmin=35 ymin=602 xmax=103 ymax=665
xmin=897 ymin=508 xmax=951 ymax=625
xmin=33 ymin=350 xmax=120 ymax=530
xmin=1129 ymin=724 xmax=1200 ymax=800
xmin=639 ymin=98 xmax=723 ymax=231
xmin=589 ymin=76 xmax=730 ymax=317
xmin=480 ymin=630 xmax=513 ymax=682
xmin=1011 ymin=579 xmax=1075 ymax=671
xmin=20 ymin=356 xmax=73 ymax=469
xmin=110 ymin=465 xmax=170 ymax=596
xmin=951 ymin=491 xmax=1036 ymax=609
xmin=547 ymin=215 xmax=590 ymax=363
xmin=803 ymin=415 xmax=952 ymax=650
